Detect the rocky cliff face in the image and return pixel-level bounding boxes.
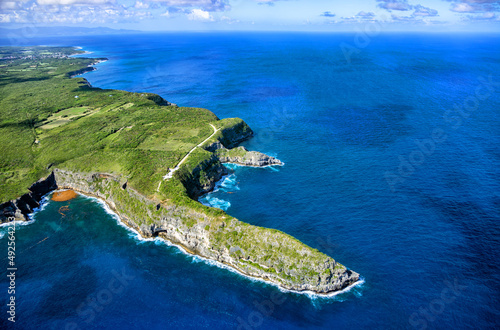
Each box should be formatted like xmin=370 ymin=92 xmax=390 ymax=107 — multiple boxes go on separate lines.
xmin=0 ymin=168 xmax=359 ymax=294
xmin=0 ymin=118 xmax=360 ymax=295
xmin=0 ymin=173 xmax=57 ymax=222
xmin=177 ymin=153 xmax=228 ymax=199
xmin=214 ymin=119 xmax=254 ymax=149
xmin=52 ymin=169 xmax=359 ymax=294
xmin=216 ymin=146 xmax=283 ymax=167
xmin=176 ymin=146 xmax=282 ymax=200
xmin=68 ymin=59 xmax=107 ymax=78
xmin=178 ymin=118 xmax=282 ymax=199
xmin=141 ymin=93 xmax=174 ymax=107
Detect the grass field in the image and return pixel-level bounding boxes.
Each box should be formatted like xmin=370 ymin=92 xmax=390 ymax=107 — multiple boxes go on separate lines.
xmin=0 ymin=46 xmax=353 ymax=292
xmin=0 ymin=46 xmax=222 ymax=202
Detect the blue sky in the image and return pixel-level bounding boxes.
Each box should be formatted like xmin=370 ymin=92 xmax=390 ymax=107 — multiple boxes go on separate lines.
xmin=1 ymin=0 xmax=499 ymax=31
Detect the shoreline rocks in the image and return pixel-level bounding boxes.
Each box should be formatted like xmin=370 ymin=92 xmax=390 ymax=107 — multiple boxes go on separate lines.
xmin=216 ymin=146 xmax=283 ymax=167
xmin=0 ymin=166 xmax=360 ymax=295
xmin=0 ymin=117 xmax=359 ymax=296
xmin=0 ymin=172 xmax=57 ymax=222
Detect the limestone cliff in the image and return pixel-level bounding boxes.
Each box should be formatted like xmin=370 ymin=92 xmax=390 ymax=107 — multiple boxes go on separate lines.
xmin=216 ymin=146 xmax=283 ymax=167
xmin=0 ymin=173 xmax=57 ymax=222
xmin=175 ymin=152 xmax=228 ymax=199
xmin=0 ymin=118 xmax=360 ymax=295
xmin=0 ymin=165 xmax=360 ymax=294
xmin=68 ymin=58 xmax=107 ymax=78
xmin=42 ymin=168 xmax=359 ymax=294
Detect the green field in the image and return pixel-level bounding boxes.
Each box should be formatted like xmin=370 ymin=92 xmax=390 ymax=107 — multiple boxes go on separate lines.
xmin=0 ymin=46 xmax=223 ymax=202
xmin=0 ymin=46 xmax=357 ymax=293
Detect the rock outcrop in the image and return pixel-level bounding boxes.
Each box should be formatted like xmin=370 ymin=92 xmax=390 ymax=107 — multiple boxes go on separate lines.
xmin=0 ymin=172 xmax=57 ymax=222
xmin=140 ymin=93 xmax=174 ymax=107
xmin=51 ymin=169 xmax=359 ymax=294
xmin=0 ymin=118 xmax=359 ymax=295
xmin=177 ymin=153 xmax=228 ymax=199
xmin=204 ymin=118 xmax=254 ymax=150
xmin=216 ymin=146 xmax=283 ymax=167
xmin=201 ymin=118 xmax=283 ymax=167
xmin=68 ymin=59 xmax=107 ymax=78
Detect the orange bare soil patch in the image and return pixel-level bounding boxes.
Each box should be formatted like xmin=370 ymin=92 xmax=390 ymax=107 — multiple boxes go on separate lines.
xmin=51 ymin=190 xmax=78 ymax=201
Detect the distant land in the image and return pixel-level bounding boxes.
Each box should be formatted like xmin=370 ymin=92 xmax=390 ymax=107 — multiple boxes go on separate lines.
xmin=0 ymin=26 xmax=140 ymax=39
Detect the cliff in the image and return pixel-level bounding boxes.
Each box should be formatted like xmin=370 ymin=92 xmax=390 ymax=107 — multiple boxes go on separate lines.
xmin=7 ymin=168 xmax=358 ymax=294
xmin=203 ymin=118 xmax=254 ymax=150
xmin=200 ymin=120 xmax=283 ymax=167
xmin=0 ymin=48 xmax=360 ymax=295
xmin=141 ymin=93 xmax=175 ymax=107
xmin=0 ymin=173 xmax=57 ymax=221
xmin=67 ymin=58 xmax=107 ymax=78
xmin=175 ymin=119 xmax=283 ymax=199
xmin=0 ymin=123 xmax=360 ymax=294
xmin=216 ymin=146 xmax=283 ymax=167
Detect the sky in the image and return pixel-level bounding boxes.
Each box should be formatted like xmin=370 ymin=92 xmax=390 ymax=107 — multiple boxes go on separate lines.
xmin=0 ymin=0 xmax=499 ymax=32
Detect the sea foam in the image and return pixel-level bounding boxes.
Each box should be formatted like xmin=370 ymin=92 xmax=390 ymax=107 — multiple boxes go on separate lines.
xmin=80 ymin=193 xmax=362 ymax=301
xmin=0 ymin=194 xmax=50 ymax=229
xmin=2 ymin=189 xmax=363 ymax=301
xmin=198 ymin=172 xmax=239 ymax=211
xmin=199 ymin=197 xmax=231 ymax=211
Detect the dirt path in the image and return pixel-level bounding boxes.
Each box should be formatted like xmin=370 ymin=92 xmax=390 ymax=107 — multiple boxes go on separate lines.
xmin=157 ymin=123 xmax=218 ymax=191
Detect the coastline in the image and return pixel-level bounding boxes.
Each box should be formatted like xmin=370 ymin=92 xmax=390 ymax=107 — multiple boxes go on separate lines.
xmin=222 ymin=161 xmax=285 ymax=168
xmin=31 ymin=188 xmax=363 ymax=299
xmin=0 ymin=145 xmax=359 ymax=295
xmin=71 ymin=47 xmax=94 ymax=56
xmin=198 ymin=161 xmax=284 ymax=206
xmin=0 ymin=46 xmax=361 ymax=296
xmin=68 ymin=58 xmax=108 ymax=78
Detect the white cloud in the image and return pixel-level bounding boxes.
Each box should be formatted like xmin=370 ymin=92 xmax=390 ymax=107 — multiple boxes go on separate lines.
xmin=0 ymin=1 xmax=146 ymax=24
xmin=144 ymin=0 xmax=229 ymax=11
xmin=465 ymin=11 xmax=498 ymax=20
xmin=0 ymin=13 xmax=12 ymax=22
xmin=160 ymin=10 xmax=170 ymax=17
xmin=0 ymin=1 xmax=22 ymax=10
xmin=187 ymin=8 xmax=213 ymax=21
xmin=413 ymin=5 xmax=438 ymax=17
xmin=356 ymin=11 xmax=376 ymax=18
xmin=377 ymin=0 xmax=413 ymax=11
xmin=134 ymin=1 xmax=149 ymax=9
xmin=220 ymin=15 xmax=239 ymax=23
xmin=481 ymin=12 xmax=496 ymax=19
xmin=36 ymin=0 xmax=112 ymax=5
xmin=451 ymin=3 xmax=476 ymax=12
xmin=449 ymin=0 xmax=500 ymax=13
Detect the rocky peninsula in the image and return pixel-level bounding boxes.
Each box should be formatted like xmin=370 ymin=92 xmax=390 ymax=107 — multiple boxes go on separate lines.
xmin=0 ymin=46 xmax=360 ymax=295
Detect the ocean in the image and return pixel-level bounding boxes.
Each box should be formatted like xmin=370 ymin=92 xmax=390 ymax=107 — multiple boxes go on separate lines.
xmin=1 ymin=32 xmax=499 ymax=329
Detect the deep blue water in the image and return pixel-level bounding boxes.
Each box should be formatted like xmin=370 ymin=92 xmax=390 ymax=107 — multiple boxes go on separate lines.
xmin=1 ymin=33 xmax=499 ymax=329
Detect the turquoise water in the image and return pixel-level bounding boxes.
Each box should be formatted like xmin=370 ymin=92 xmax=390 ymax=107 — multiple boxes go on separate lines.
xmin=1 ymin=33 xmax=499 ymax=329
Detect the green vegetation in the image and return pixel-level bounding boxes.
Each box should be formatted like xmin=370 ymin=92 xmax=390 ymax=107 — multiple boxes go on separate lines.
xmin=214 ymin=146 xmax=248 ymax=158
xmin=0 ymin=46 xmax=85 ymax=59
xmin=0 ymin=46 xmax=356 ymax=293
xmin=202 ymin=117 xmax=253 ymax=149
xmin=0 ymin=46 xmax=218 ymax=201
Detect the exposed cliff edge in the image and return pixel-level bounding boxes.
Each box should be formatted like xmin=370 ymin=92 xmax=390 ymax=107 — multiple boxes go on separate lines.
xmin=175 ymin=119 xmax=283 ymax=199
xmin=67 ymin=58 xmax=107 ymax=78
xmin=0 ymin=120 xmax=360 ymax=295
xmin=0 ymin=48 xmax=360 ymax=294
xmin=1 ymin=168 xmax=359 ymax=294
xmin=0 ymin=172 xmax=57 ymax=221
xmin=216 ymin=146 xmax=283 ymax=167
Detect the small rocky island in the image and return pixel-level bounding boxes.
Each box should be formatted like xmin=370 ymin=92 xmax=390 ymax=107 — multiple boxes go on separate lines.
xmin=0 ymin=46 xmax=360 ymax=295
